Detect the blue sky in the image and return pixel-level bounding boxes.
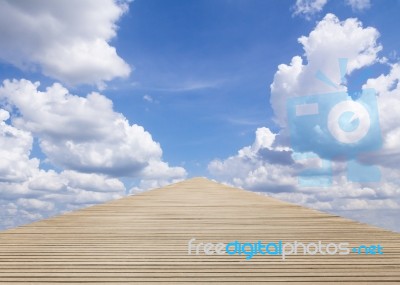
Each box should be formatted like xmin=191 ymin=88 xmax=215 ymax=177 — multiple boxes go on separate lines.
xmin=0 ymin=0 xmax=400 ymax=232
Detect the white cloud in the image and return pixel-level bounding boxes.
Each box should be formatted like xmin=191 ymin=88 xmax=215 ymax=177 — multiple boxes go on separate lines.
xmin=271 ymin=13 xmax=381 ymax=127
xmin=0 ymin=0 xmax=131 ymax=88
xmin=0 ymin=79 xmax=187 ymax=230
xmin=293 ymin=0 xmax=371 ymax=18
xmin=268 ymin=13 xmax=400 ymax=174
xmin=0 ymin=109 xmax=39 ymax=183
xmin=0 ymin=79 xmax=186 ymax=180
xmin=61 ymin=170 xmax=125 ymax=193
xmin=208 ymin=128 xmax=298 ymax=192
xmin=28 ymin=170 xmax=67 ymax=192
xmin=0 ymin=126 xmax=127 ymax=230
xmin=359 ymin=63 xmax=400 ymax=169
xmin=0 ymin=113 xmax=128 ymax=228
xmin=208 ymin=14 xmax=400 ymax=232
xmin=345 ymin=0 xmax=371 ymax=11
xmin=17 ymin=198 xmax=54 ymax=211
xmin=208 ymin=127 xmax=400 ymax=232
xmin=292 ymin=0 xmax=328 ymax=19
xmin=0 ymin=166 xmax=127 ymax=229
xmin=130 ymin=160 xmax=187 ymax=193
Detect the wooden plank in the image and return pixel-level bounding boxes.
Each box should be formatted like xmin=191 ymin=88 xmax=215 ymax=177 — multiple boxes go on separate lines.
xmin=0 ymin=177 xmax=399 ymax=284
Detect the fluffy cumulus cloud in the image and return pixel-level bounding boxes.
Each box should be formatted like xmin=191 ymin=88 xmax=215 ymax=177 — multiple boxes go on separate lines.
xmin=0 ymin=79 xmax=185 ymax=180
xmin=271 ymin=13 xmax=381 ymax=127
xmin=209 ymin=128 xmax=400 ymax=213
xmin=360 ymin=64 xmax=400 ymax=169
xmin=292 ymin=0 xmax=328 ymax=19
xmin=0 ymin=0 xmax=131 ymax=88
xmin=0 ymin=108 xmax=126 ymax=228
xmin=209 ymin=14 xmax=400 ymax=232
xmin=209 ymin=128 xmax=298 ymax=192
xmin=0 ymin=80 xmax=186 ymax=230
xmin=0 ymin=109 xmax=39 ymax=183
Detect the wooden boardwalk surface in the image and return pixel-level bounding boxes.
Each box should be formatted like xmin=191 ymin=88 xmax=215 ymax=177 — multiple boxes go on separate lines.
xmin=0 ymin=177 xmax=399 ymax=284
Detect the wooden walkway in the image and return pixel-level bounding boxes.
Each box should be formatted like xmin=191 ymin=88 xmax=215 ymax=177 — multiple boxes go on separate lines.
xmin=0 ymin=177 xmax=399 ymax=284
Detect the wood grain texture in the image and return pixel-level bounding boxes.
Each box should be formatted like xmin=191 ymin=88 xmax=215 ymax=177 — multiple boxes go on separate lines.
xmin=0 ymin=177 xmax=399 ymax=284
